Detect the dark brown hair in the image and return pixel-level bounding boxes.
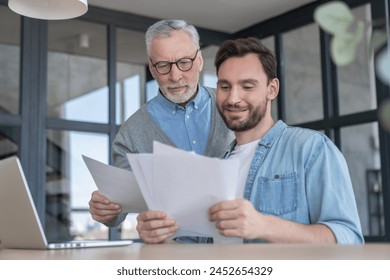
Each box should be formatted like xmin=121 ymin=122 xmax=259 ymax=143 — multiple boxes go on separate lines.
xmin=215 ymin=37 xmax=277 ymax=82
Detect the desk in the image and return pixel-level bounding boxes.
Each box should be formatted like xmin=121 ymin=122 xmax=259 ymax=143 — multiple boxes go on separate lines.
xmin=1 ymin=243 xmax=390 ymax=260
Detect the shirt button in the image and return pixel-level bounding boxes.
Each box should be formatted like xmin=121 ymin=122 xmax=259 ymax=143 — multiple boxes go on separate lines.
xmin=186 ymin=115 xmax=190 ymax=119
xmin=192 ymin=140 xmax=196 ymax=144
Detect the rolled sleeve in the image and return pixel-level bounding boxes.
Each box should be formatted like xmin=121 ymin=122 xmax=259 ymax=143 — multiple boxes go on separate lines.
xmin=306 ymin=137 xmax=364 ymax=244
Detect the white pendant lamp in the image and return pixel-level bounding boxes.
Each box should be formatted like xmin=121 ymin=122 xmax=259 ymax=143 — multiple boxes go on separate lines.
xmin=8 ymin=0 xmax=88 ymax=20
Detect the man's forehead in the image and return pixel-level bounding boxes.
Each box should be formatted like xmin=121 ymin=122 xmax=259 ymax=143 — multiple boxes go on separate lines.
xmin=217 ymin=58 xmax=267 ymax=85
xmin=219 ymin=55 xmax=264 ymax=73
xmin=150 ymin=44 xmax=198 ymax=61
xmin=218 ymin=78 xmax=259 ymax=84
xmin=151 ymin=31 xmax=194 ymax=48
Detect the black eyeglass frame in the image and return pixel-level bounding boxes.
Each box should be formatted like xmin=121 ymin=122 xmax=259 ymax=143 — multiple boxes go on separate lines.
xmin=150 ymin=49 xmax=200 ymax=75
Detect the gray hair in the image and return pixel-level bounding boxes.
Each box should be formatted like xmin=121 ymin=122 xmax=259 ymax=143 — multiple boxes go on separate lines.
xmin=145 ymin=19 xmax=200 ymax=56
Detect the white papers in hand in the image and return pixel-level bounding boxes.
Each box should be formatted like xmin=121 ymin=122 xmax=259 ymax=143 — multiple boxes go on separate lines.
xmin=126 ymin=142 xmax=240 ymax=239
xmin=82 ymin=155 xmax=148 ymax=213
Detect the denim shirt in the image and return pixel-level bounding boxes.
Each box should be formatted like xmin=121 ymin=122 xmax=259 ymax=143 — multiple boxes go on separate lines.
xmin=176 ymin=120 xmax=364 ymax=244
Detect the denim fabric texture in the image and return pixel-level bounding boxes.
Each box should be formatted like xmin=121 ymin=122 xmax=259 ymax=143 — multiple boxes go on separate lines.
xmin=176 ymin=120 xmax=364 ymax=244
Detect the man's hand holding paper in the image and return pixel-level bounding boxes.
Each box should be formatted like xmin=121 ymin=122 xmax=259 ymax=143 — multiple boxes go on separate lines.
xmin=84 ymin=142 xmax=241 ymax=242
xmin=127 ymin=142 xmax=240 ymax=242
xmin=83 ymin=155 xmax=148 ymax=213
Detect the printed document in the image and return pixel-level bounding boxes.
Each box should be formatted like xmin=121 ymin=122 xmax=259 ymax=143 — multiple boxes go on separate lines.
xmin=83 ymin=142 xmax=241 ymax=240
xmin=127 ymin=142 xmax=240 ymax=239
xmin=82 ymin=155 xmax=148 ymax=212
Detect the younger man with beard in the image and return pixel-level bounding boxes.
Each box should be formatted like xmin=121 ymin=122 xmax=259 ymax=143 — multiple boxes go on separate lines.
xmin=208 ymin=37 xmax=363 ymax=244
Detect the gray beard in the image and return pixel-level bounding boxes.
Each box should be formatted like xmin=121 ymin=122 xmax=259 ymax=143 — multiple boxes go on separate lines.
xmin=164 ymin=89 xmax=195 ymax=104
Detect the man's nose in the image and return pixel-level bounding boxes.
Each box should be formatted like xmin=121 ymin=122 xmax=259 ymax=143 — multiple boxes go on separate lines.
xmin=226 ymin=86 xmax=241 ymax=104
xmin=169 ymin=63 xmax=183 ymax=81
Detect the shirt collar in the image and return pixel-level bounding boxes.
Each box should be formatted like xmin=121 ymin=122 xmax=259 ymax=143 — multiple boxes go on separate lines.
xmin=223 ymin=120 xmax=287 ymax=158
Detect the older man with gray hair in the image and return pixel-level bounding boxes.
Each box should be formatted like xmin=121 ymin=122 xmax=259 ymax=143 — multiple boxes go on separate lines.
xmin=89 ymin=19 xmax=233 ymax=231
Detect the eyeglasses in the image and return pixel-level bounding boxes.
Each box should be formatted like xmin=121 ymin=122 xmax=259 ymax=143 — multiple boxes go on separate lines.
xmin=150 ymin=49 xmax=199 ymax=75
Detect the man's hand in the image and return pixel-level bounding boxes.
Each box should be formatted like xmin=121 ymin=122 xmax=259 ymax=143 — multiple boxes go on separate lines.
xmin=89 ymin=190 xmax=122 ymax=223
xmin=209 ymin=199 xmax=262 ymax=240
xmin=136 ymin=211 xmax=179 ymax=244
xmin=209 ymin=199 xmax=337 ymax=243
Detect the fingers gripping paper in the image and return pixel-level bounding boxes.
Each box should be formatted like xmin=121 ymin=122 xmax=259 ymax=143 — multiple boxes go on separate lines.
xmin=83 ymin=141 xmax=240 ymax=239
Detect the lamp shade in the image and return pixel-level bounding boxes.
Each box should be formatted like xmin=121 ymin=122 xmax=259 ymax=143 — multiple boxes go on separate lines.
xmin=8 ymin=0 xmax=88 ymax=20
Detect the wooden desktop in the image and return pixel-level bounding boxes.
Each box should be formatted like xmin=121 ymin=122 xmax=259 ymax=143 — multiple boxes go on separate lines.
xmin=1 ymin=243 xmax=390 ymax=260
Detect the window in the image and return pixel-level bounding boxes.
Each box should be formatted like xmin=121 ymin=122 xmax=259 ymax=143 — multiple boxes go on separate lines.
xmin=338 ymin=4 xmax=377 ymax=115
xmin=0 ymin=127 xmax=19 ymax=158
xmin=340 ymin=123 xmax=382 ymax=236
xmin=146 ymin=80 xmax=158 ymax=101
xmin=0 ymin=6 xmax=20 ymax=169
xmin=283 ymin=23 xmax=323 ymax=124
xmin=200 ymin=45 xmax=219 ymax=88
xmin=116 ymin=28 xmax=145 ymax=124
xmin=46 ymin=129 xmax=109 ymax=241
xmin=0 ymin=5 xmax=20 ymax=116
xmin=47 ymin=20 xmax=108 ymax=123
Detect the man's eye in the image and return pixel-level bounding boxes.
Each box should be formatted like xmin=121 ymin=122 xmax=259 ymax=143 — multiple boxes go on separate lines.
xmin=218 ymin=84 xmax=229 ymax=90
xmin=178 ymin=60 xmax=191 ymax=66
xmin=243 ymin=85 xmax=254 ymax=90
xmin=156 ymin=62 xmax=169 ymax=69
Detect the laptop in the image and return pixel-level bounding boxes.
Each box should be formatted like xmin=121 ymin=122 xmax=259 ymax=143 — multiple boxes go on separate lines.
xmin=0 ymin=156 xmax=133 ymax=250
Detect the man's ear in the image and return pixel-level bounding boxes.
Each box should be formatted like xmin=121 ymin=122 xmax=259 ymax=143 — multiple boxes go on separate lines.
xmin=268 ymin=78 xmax=279 ymax=101
xmin=197 ymin=50 xmax=204 ymax=72
xmin=148 ymin=63 xmax=156 ymax=79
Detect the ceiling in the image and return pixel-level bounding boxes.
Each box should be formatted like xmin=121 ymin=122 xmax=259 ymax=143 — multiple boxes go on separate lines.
xmin=89 ymin=0 xmax=317 ymax=33
xmin=1 ymin=0 xmax=319 ymax=68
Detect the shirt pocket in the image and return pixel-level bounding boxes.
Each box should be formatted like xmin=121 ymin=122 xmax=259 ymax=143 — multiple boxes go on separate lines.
xmin=251 ymin=172 xmax=298 ymax=216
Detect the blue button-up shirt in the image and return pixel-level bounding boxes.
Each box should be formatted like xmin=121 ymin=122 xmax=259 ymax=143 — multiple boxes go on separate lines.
xmin=147 ymin=85 xmax=211 ymax=155
xmin=226 ymin=120 xmax=364 ymax=244
xmin=176 ymin=120 xmax=364 ymax=244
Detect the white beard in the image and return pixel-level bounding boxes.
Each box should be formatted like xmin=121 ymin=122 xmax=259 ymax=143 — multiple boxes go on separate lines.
xmin=163 ymin=87 xmax=195 ymax=104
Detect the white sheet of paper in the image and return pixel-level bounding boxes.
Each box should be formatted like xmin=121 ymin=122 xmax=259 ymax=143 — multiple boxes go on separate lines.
xmin=82 ymin=155 xmax=148 ymax=213
xmin=153 ymin=141 xmax=197 ymax=156
xmin=126 ymin=142 xmax=241 ymax=239
xmin=126 ymin=153 xmax=155 ymax=209
xmin=153 ymin=155 xmax=239 ymax=238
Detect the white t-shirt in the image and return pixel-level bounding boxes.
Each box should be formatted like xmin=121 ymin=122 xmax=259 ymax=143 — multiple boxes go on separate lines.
xmin=213 ymin=139 xmax=260 ymax=244
xmin=229 ymin=139 xmax=260 ymax=198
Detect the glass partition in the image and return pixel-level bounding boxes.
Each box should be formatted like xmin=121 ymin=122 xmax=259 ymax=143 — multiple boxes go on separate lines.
xmin=47 ymin=20 xmax=108 ymax=123
xmin=0 ymin=127 xmax=19 ymax=159
xmin=283 ymin=23 xmax=323 ymax=124
xmin=0 ymin=5 xmax=20 ymax=115
xmin=338 ymin=4 xmax=377 ymax=115
xmin=340 ymin=122 xmax=382 ymax=236
xmin=116 ymin=28 xmax=146 ymax=124
xmin=46 ymin=129 xmax=110 ymax=241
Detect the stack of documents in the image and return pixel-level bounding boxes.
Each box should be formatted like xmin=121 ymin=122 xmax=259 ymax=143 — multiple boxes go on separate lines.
xmin=83 ymin=141 xmax=240 ymax=239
